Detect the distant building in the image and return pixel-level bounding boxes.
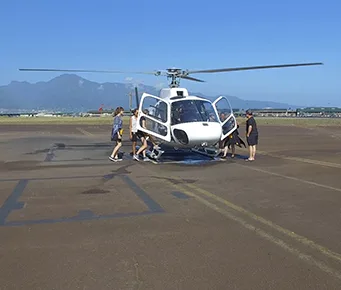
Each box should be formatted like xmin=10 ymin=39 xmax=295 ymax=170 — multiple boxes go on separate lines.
xmin=247 ymin=108 xmax=297 ymax=117
xmin=297 ymin=107 xmax=341 ymax=117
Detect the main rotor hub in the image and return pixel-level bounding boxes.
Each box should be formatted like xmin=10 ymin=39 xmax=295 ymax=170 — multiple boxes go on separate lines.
xmin=165 ymin=68 xmax=187 ymax=88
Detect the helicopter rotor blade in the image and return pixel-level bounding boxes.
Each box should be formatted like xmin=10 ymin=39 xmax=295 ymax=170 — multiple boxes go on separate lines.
xmin=19 ymin=68 xmax=161 ymax=75
xmin=181 ymin=75 xmax=205 ymax=82
xmin=187 ymin=62 xmax=323 ymax=74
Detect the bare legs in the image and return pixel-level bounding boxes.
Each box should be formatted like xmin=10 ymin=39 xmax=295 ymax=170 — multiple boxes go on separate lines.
xmin=221 ymin=143 xmax=236 ymax=158
xmin=248 ymin=145 xmax=256 ymax=160
xmin=222 ymin=146 xmax=228 ymax=157
xmin=110 ymin=141 xmax=122 ymax=160
xmin=231 ymin=144 xmax=235 ymax=157
xmin=251 ymin=145 xmax=256 ymax=159
xmin=134 ymin=137 xmax=148 ymax=161
xmin=132 ymin=140 xmax=136 ymax=155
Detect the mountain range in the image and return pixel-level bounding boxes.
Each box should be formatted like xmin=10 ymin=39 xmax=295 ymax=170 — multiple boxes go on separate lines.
xmin=0 ymin=74 xmax=300 ymax=112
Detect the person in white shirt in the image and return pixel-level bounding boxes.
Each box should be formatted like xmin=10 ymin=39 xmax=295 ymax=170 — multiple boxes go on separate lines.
xmin=129 ymin=108 xmax=138 ymax=156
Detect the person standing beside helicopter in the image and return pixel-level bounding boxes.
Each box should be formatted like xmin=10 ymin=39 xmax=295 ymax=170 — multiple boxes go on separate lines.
xmin=109 ymin=106 xmax=124 ymax=162
xmin=245 ymin=110 xmax=258 ymax=161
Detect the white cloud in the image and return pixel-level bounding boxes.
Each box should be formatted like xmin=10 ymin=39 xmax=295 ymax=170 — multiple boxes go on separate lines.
xmin=154 ymin=82 xmax=165 ymax=89
xmin=124 ymin=76 xmax=144 ymax=89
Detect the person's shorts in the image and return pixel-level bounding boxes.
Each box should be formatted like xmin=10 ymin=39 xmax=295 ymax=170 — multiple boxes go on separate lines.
xmin=111 ymin=133 xmax=122 ymax=143
xmin=247 ymin=134 xmax=258 ymax=146
xmin=131 ymin=132 xmax=138 ymax=142
xmin=136 ymin=130 xmax=147 ymax=140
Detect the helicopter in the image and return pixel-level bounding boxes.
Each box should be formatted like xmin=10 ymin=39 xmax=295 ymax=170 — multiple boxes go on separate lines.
xmin=19 ymin=62 xmax=323 ymax=160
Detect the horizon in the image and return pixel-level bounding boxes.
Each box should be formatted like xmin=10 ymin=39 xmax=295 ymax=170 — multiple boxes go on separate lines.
xmin=0 ymin=73 xmax=321 ymax=109
xmin=1 ymin=0 xmax=340 ymax=106
xmin=1 ymin=72 xmax=341 ymax=110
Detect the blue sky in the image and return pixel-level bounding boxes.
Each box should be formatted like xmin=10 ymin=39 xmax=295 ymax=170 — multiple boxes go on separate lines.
xmin=1 ymin=0 xmax=340 ymax=107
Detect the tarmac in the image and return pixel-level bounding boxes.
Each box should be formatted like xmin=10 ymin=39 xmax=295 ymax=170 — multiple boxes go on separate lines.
xmin=1 ymin=122 xmax=341 ymax=289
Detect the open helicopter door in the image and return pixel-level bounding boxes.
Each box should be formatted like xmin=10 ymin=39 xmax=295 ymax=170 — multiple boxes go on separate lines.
xmin=212 ymin=96 xmax=238 ymax=140
xmin=136 ymin=93 xmax=171 ymax=142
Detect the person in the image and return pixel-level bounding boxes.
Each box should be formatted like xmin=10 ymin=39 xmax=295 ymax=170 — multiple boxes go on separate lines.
xmin=245 ymin=110 xmax=258 ymax=161
xmin=109 ymin=106 xmax=124 ymax=162
xmin=217 ymin=113 xmax=228 ymax=158
xmin=129 ymin=108 xmax=138 ymax=156
xmin=133 ymin=109 xmax=160 ymax=161
xmin=225 ymin=123 xmax=241 ymax=158
xmin=218 ymin=123 xmax=239 ymax=158
xmin=134 ymin=109 xmax=150 ymax=161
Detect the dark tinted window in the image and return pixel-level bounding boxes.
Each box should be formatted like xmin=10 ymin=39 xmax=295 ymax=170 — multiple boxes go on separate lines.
xmin=171 ymin=100 xmax=218 ymax=125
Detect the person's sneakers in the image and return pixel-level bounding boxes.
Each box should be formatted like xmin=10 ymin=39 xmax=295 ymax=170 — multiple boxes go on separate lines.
xmin=143 ymin=157 xmax=150 ymax=161
xmin=133 ymin=154 xmax=140 ymax=161
xmin=109 ymin=156 xmax=122 ymax=162
xmin=109 ymin=156 xmax=116 ymax=162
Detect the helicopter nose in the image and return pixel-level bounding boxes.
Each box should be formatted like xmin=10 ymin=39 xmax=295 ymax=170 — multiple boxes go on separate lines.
xmin=172 ymin=122 xmax=222 ymax=146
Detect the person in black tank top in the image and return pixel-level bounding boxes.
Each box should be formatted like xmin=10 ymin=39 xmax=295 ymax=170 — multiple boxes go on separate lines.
xmin=245 ymin=110 xmax=258 ymax=161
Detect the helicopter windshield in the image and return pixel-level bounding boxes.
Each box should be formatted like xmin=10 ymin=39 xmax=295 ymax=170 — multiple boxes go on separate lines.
xmin=171 ymin=99 xmax=219 ymax=125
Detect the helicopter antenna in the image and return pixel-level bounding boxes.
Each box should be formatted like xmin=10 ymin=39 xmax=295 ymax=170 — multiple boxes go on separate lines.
xmin=19 ymin=62 xmax=323 ymax=88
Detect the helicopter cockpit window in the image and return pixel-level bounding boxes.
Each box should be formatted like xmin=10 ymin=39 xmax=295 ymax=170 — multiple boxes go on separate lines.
xmin=171 ymin=100 xmax=219 ymax=125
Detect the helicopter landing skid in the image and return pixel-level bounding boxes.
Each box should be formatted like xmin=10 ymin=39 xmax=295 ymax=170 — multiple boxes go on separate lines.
xmin=144 ymin=146 xmax=165 ymax=161
xmin=191 ymin=146 xmax=220 ymax=159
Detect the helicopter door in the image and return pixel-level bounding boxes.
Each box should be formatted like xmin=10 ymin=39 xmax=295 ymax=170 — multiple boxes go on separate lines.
xmin=212 ymin=96 xmax=237 ymax=140
xmin=136 ymin=93 xmax=171 ymax=142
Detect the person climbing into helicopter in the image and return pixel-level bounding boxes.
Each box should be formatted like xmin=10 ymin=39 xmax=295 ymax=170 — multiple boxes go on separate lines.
xmin=133 ymin=109 xmax=160 ymax=161
xmin=217 ymin=113 xmax=245 ymax=158
xmin=224 ymin=122 xmax=242 ymax=158
xmin=109 ymin=106 xmax=124 ymax=162
xmin=218 ymin=113 xmax=228 ymax=158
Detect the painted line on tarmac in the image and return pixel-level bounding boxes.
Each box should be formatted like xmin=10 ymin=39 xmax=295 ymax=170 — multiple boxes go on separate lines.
xmin=256 ymin=150 xmax=341 ymax=169
xmin=76 ymin=127 xmax=93 ymax=136
xmin=145 ymin=163 xmax=341 ymax=263
xmin=1 ymin=174 xmax=164 ymax=227
xmin=184 ymin=189 xmax=341 ymax=281
xmin=237 ymin=164 xmax=341 ymax=193
xmin=139 ymin=165 xmax=341 ymax=280
xmin=183 ymin=180 xmax=341 ymax=264
xmin=0 ymin=179 xmax=28 ymax=225
xmin=121 ymin=175 xmax=164 ymax=213
xmin=162 ymin=174 xmax=341 ymax=280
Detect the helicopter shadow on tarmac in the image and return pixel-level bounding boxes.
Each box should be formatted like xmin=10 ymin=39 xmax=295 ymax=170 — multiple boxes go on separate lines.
xmin=133 ymin=144 xmax=248 ymax=165
xmin=25 ymin=140 xmax=248 ymax=166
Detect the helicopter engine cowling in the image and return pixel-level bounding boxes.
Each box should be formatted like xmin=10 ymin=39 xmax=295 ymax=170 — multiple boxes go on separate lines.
xmin=171 ymin=122 xmax=222 ymax=148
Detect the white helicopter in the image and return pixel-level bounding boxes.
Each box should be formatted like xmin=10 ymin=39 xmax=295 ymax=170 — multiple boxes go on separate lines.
xmin=19 ymin=62 xmax=323 ymax=160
